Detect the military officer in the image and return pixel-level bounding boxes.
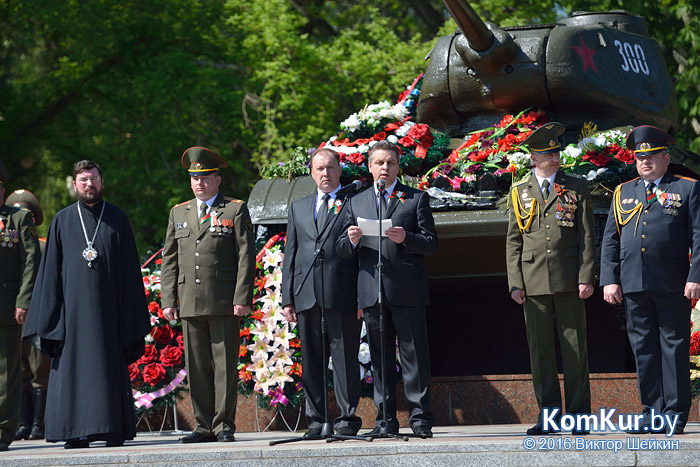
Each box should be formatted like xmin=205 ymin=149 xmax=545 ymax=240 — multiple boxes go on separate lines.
xmin=600 ymin=126 xmax=700 ymax=435
xmin=0 ymin=162 xmax=41 ymax=451
xmin=505 ymin=122 xmax=596 ymax=435
xmin=161 ymin=147 xmax=256 ymax=443
xmin=5 ymin=189 xmax=50 ymax=441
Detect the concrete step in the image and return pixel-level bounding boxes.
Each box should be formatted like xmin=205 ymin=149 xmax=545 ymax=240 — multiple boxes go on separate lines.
xmin=3 ymin=424 xmax=700 ymax=466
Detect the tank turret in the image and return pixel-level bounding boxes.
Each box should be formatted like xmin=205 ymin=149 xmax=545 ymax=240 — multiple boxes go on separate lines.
xmin=418 ymin=0 xmax=678 ymax=137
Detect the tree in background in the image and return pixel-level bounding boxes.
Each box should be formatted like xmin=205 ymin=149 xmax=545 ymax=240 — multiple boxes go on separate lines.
xmin=0 ymin=0 xmax=697 ymax=250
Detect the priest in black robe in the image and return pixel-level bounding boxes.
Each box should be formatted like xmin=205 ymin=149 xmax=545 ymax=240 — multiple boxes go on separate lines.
xmin=24 ymin=160 xmax=150 ymax=449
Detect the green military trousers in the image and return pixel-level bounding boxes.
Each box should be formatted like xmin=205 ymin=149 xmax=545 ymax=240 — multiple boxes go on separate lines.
xmin=0 ymin=324 xmax=22 ymax=445
xmin=183 ymin=315 xmax=240 ymax=435
xmin=524 ymin=292 xmax=591 ymax=417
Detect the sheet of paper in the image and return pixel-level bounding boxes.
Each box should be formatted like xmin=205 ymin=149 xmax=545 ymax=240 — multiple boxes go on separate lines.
xmin=357 ymin=217 xmax=393 ymax=237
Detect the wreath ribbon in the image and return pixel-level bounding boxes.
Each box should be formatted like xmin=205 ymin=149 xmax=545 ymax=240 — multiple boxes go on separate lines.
xmin=133 ymin=368 xmax=187 ymax=408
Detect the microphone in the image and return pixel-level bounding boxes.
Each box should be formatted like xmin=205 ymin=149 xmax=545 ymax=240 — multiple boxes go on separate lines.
xmin=336 ymin=179 xmax=363 ymax=195
xmin=376 ymin=179 xmax=386 ymax=192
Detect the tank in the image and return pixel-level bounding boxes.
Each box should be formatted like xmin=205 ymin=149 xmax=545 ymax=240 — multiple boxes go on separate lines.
xmin=418 ymin=0 xmax=678 ymax=138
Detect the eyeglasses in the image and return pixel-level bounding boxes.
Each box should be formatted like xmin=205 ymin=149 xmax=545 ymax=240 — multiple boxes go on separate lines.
xmin=75 ymin=176 xmax=101 ymax=185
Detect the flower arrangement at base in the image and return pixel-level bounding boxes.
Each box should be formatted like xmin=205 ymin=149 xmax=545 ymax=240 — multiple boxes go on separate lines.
xmin=419 ymin=109 xmax=550 ymax=195
xmin=132 ymin=249 xmax=187 ymax=418
xmin=325 ymin=85 xmax=450 ymax=181
xmin=560 ymin=124 xmax=637 ymax=195
xmin=238 ymin=233 xmax=304 ymax=409
xmin=258 ymin=74 xmax=451 ymax=184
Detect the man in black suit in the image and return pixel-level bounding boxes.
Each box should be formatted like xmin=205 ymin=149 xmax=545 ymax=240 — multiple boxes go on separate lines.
xmin=337 ymin=140 xmax=437 ymax=437
xmin=601 ymin=125 xmax=700 ymax=435
xmin=281 ymin=148 xmax=362 ymax=437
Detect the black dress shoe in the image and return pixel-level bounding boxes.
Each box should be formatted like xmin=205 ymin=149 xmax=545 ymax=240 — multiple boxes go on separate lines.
xmin=15 ymin=425 xmax=31 ymax=440
xmin=179 ymin=432 xmax=217 ymax=444
xmin=302 ymin=427 xmax=322 ymax=438
xmin=105 ymin=439 xmax=124 ymax=447
xmin=64 ymin=440 xmax=90 ymax=449
xmin=526 ymin=423 xmax=560 ymax=435
xmin=29 ymin=424 xmax=44 ymax=440
xmin=217 ymin=430 xmax=235 ymax=442
xmin=413 ymin=426 xmax=433 ymax=438
xmin=335 ymin=427 xmax=358 ymax=436
xmin=0 ymin=441 xmax=8 ymax=452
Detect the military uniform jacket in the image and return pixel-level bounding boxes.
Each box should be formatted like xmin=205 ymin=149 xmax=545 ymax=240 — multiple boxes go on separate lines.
xmin=337 ymin=183 xmax=438 ymax=310
xmin=506 ymin=171 xmax=596 ymax=295
xmin=600 ymin=173 xmax=700 ymax=293
xmin=161 ymin=194 xmax=256 ymax=317
xmin=281 ymin=193 xmax=358 ymax=313
xmin=0 ymin=204 xmax=40 ymax=325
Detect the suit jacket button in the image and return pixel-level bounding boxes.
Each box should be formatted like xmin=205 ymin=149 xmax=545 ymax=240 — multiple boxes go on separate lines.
xmin=643 ymin=222 xmax=647 ymax=226
xmin=195 ymin=278 xmax=201 ymax=284
xmin=196 ymin=265 xmax=200 ymax=270
xmin=195 ymin=252 xmax=200 ymax=257
xmin=641 ymin=234 xmax=646 ymax=239
xmin=196 ymin=239 xmax=201 ymax=244
xmin=641 ymin=248 xmax=646 ymax=252
xmin=546 ymin=249 xmax=551 ymax=253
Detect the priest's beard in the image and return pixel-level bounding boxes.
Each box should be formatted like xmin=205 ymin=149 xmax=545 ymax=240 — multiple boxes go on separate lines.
xmin=77 ymin=186 xmax=104 ymax=205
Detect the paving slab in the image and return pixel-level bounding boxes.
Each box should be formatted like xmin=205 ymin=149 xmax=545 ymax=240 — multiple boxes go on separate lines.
xmin=2 ymin=423 xmax=699 ymax=466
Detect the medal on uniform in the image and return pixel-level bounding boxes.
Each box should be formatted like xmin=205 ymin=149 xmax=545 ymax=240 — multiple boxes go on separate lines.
xmin=77 ymin=201 xmax=106 ymax=268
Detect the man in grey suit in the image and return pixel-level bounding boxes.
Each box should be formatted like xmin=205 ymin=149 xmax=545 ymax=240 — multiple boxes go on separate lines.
xmin=337 ymin=140 xmax=437 ymax=437
xmin=601 ymin=125 xmax=700 ymax=435
xmin=281 ymin=148 xmax=362 ymax=437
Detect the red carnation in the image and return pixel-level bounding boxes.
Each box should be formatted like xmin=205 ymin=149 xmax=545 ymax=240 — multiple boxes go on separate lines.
xmin=690 ymin=331 xmax=700 ymax=356
xmin=345 ymin=153 xmax=365 ymax=165
xmin=160 ymin=345 xmax=183 ymax=367
xmin=148 ymin=301 xmax=161 ymax=315
xmin=239 ymin=345 xmax=247 ymax=358
xmin=137 ymin=344 xmax=158 ymax=365
xmin=129 ymin=363 xmax=141 ymax=382
xmin=155 ymin=258 xmax=162 ymax=265
xmin=398 ymin=136 xmax=416 ymax=148
xmin=142 ymin=362 xmax=166 ymax=386
xmin=371 ymin=131 xmax=387 ymax=141
xmin=152 ymin=325 xmax=176 ymax=344
xmin=582 ymin=151 xmax=612 ymax=167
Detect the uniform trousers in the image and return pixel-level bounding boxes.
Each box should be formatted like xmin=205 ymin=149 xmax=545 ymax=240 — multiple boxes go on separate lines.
xmin=21 ymin=340 xmax=50 ymax=390
xmin=297 ymin=304 xmax=362 ymax=431
xmin=524 ymin=292 xmax=591 ymax=416
xmin=625 ymin=291 xmax=691 ymax=427
xmin=0 ymin=324 xmax=21 ymax=445
xmin=183 ymin=315 xmax=239 ymax=435
xmin=363 ymin=301 xmax=433 ymax=431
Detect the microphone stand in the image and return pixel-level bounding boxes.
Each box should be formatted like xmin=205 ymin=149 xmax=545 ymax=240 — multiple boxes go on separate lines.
xmin=270 ymin=191 xmax=370 ymax=445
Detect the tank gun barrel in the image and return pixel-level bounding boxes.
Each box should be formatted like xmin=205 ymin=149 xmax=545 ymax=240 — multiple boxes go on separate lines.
xmin=443 ymin=0 xmax=494 ymax=51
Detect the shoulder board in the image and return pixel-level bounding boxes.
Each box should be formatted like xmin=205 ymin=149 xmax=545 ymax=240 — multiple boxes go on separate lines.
xmin=673 ymin=175 xmax=698 ymax=182
xmin=564 ymin=172 xmax=583 ymax=180
xmin=224 ymin=197 xmax=244 ymax=204
xmin=512 ymin=179 xmax=528 ymax=187
xmin=619 ymin=177 xmax=640 ymax=186
xmin=173 ymin=200 xmax=190 ymax=208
